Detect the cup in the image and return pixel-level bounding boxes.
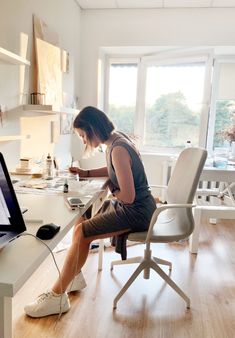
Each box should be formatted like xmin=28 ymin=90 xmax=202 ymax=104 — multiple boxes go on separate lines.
xmin=20 ymin=158 xmax=31 ymax=169
xmin=213 ymin=157 xmax=228 ymax=169
xmin=213 ymin=148 xmax=228 ymax=169
xmin=30 ymin=93 xmax=45 ymax=105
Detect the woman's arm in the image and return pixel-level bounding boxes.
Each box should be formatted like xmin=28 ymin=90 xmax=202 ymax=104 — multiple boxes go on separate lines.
xmin=69 ymin=166 xmax=108 ymax=178
xmin=111 ymin=146 xmax=135 ymax=204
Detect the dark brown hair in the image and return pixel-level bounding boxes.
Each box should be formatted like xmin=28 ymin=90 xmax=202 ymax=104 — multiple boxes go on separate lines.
xmin=73 ymin=106 xmax=115 ymax=144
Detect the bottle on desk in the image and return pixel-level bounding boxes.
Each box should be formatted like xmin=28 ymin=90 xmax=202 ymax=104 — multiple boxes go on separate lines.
xmin=63 ymin=178 xmax=69 ymax=193
xmin=44 ymin=153 xmax=54 ymax=180
xmin=185 ymin=140 xmax=192 ymax=148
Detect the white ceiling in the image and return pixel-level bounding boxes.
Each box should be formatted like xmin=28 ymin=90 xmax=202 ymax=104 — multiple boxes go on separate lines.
xmin=76 ymin=0 xmax=235 ymax=10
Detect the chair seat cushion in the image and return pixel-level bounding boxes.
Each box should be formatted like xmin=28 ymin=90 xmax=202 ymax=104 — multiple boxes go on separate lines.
xmin=128 ymin=209 xmax=194 ymax=243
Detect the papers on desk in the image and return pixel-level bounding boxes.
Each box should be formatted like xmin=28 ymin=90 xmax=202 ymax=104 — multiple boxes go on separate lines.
xmin=13 ymin=177 xmax=106 ymax=196
xmin=13 ymin=179 xmax=63 ymax=195
xmin=74 ymin=179 xmax=106 ymax=197
xmin=20 ymin=181 xmax=48 ymax=189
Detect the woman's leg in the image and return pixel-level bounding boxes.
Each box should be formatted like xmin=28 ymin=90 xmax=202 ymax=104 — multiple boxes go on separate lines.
xmin=24 ymin=221 xmax=131 ymax=318
xmin=52 ymin=222 xmax=89 ymax=294
xmin=52 ymin=221 xmax=130 ymax=294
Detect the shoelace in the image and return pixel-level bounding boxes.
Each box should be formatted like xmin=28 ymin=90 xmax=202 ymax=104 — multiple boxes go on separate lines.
xmin=36 ymin=291 xmax=53 ymax=304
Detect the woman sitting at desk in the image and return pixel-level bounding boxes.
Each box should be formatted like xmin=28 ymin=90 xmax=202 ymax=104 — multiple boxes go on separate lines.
xmin=24 ymin=106 xmax=156 ymax=317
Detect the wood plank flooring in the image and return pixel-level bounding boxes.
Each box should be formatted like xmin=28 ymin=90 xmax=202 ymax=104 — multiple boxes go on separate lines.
xmin=13 ymin=217 xmax=235 ymax=338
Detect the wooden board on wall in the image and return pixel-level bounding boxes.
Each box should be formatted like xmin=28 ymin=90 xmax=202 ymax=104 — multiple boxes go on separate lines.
xmin=20 ymin=115 xmax=59 ymax=159
xmin=33 ymin=15 xmax=62 ymax=110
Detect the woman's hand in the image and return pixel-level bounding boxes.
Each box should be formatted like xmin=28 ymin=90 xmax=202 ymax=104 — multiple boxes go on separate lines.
xmin=69 ymin=166 xmax=88 ymax=177
xmin=106 ymin=179 xmax=117 ymax=192
xmin=69 ymin=166 xmax=108 ymax=178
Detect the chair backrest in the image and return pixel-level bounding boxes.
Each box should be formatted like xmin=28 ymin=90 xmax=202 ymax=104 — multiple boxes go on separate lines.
xmin=167 ymin=147 xmax=207 ymax=204
xmin=161 ymin=147 xmax=208 ymax=239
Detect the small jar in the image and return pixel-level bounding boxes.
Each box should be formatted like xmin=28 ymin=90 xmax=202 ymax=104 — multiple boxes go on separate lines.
xmin=63 ymin=179 xmax=69 ymax=193
xmin=185 ymin=140 xmax=192 ymax=148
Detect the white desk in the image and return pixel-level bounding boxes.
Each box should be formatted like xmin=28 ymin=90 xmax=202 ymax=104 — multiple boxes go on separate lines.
xmin=200 ymin=166 xmax=235 ymax=182
xmin=0 ymin=179 xmax=108 ymax=338
xmin=189 ymin=166 xmax=235 ymax=253
xmin=199 ymin=167 xmax=235 ymax=204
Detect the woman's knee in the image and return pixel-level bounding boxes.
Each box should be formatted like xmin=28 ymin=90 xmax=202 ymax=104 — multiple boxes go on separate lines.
xmin=73 ymin=223 xmax=89 ymax=242
xmin=72 ymin=223 xmax=83 ymax=242
xmin=73 ymin=222 xmax=91 ymax=245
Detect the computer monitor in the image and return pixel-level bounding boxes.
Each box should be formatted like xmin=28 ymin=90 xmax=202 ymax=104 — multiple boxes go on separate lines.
xmin=0 ymin=152 xmax=26 ymax=249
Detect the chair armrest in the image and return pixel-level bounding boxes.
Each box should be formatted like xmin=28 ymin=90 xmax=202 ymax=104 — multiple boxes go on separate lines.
xmin=145 ymin=203 xmax=194 ymax=243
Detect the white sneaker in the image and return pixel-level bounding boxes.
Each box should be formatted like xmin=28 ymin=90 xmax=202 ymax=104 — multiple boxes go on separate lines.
xmin=24 ymin=291 xmax=70 ymax=318
xmin=67 ymin=271 xmax=87 ymax=293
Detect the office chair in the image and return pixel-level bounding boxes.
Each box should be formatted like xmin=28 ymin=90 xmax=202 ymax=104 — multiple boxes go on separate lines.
xmin=111 ymin=147 xmax=207 ymax=309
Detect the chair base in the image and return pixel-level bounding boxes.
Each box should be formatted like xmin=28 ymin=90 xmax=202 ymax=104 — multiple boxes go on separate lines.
xmin=111 ymin=255 xmax=172 ymax=271
xmin=112 ymin=250 xmax=190 ymax=310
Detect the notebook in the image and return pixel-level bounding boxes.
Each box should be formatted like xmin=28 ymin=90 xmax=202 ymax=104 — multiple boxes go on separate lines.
xmin=0 ymin=152 xmax=26 ymax=249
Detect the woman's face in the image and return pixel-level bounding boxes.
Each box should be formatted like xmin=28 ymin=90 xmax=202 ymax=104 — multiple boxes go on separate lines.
xmin=76 ymin=128 xmax=100 ymax=148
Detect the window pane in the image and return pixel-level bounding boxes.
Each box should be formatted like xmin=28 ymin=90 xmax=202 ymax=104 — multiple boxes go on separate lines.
xmin=144 ymin=63 xmax=206 ymax=148
xmin=107 ymin=63 xmax=137 ymax=134
xmin=213 ymin=100 xmax=235 ymax=147
xmin=213 ymin=62 xmax=235 ymax=149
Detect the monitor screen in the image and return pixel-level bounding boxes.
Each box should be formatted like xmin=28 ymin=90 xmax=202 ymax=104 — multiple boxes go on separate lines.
xmin=0 ymin=153 xmax=26 ymax=232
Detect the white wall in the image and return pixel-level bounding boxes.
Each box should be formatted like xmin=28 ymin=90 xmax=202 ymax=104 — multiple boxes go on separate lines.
xmin=80 ymin=8 xmax=235 ymax=108
xmin=78 ymin=8 xmax=235 ymax=184
xmin=0 ymin=0 xmax=81 ymax=169
xmin=2 ymin=6 xmax=235 ymax=180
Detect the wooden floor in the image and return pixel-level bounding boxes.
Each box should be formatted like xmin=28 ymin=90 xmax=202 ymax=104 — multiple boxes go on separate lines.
xmin=13 ymin=217 xmax=235 ymax=338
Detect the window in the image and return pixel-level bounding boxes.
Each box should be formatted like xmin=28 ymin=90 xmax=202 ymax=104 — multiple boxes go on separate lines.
xmin=105 ymin=60 xmax=138 ymax=134
xmin=143 ymin=61 xmax=206 ymax=149
xmin=208 ymin=59 xmax=235 ymax=151
xmin=104 ymin=52 xmax=213 ymax=153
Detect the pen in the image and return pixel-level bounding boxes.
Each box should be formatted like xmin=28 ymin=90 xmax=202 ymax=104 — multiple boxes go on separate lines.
xmin=21 ymin=208 xmax=28 ymax=214
xmin=70 ymin=156 xmax=74 ymax=168
xmin=53 ymin=158 xmax=57 ymax=169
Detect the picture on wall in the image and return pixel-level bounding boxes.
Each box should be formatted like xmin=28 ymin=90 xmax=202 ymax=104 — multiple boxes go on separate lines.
xmin=60 ymin=113 xmax=74 ymax=135
xmin=33 ymin=15 xmax=62 ymax=110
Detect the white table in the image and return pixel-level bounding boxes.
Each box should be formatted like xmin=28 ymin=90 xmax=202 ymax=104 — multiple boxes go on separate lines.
xmin=189 ymin=166 xmax=235 ymax=253
xmin=0 ymin=179 xmax=108 ymax=338
xmin=198 ymin=167 xmax=235 ymax=204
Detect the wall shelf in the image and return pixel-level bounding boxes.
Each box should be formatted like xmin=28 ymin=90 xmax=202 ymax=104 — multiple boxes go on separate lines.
xmin=0 ymin=47 xmax=30 ymax=66
xmin=22 ymin=105 xmax=79 ymax=115
xmin=22 ymin=104 xmax=56 ymax=114
xmin=0 ymin=134 xmax=30 ymax=142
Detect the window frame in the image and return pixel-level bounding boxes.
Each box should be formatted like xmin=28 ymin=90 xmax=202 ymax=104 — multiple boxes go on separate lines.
xmin=207 ymin=56 xmax=235 ymax=154
xmin=103 ymin=56 xmax=140 ymax=114
xmin=140 ymin=52 xmax=213 ymax=153
xmin=103 ymin=50 xmax=214 ymax=154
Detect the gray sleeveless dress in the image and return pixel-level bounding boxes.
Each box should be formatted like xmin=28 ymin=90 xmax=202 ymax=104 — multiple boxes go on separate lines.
xmin=82 ymin=133 xmax=156 ymax=238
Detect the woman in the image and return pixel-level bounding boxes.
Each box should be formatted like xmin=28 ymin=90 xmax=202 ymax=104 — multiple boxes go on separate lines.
xmin=24 ymin=106 xmax=156 ymax=317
